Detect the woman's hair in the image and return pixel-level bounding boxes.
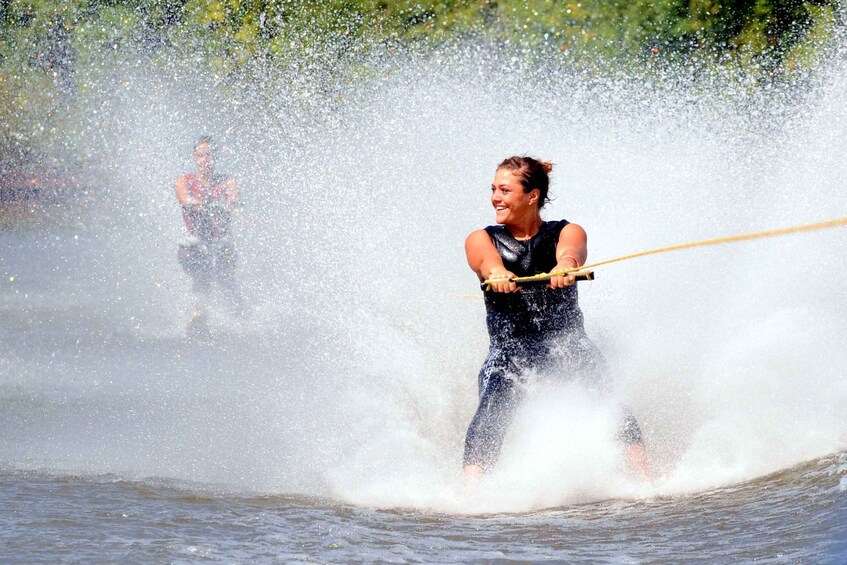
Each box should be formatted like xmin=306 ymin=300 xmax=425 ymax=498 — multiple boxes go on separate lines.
xmin=497 ymin=155 xmax=554 ymax=208
xmin=195 ymin=135 xmax=215 ymax=153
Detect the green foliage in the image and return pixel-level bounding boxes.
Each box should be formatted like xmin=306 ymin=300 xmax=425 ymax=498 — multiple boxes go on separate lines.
xmin=0 ymin=0 xmax=843 ymax=174
xmin=2 ymin=0 xmax=840 ymax=80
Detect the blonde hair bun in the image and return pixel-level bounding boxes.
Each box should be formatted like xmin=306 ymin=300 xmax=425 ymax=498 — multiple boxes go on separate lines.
xmin=541 ymin=161 xmax=554 ymax=174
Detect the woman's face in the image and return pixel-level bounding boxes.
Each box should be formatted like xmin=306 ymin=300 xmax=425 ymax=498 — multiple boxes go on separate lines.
xmin=491 ymin=168 xmax=537 ymax=225
xmin=193 ymin=142 xmax=214 ymax=174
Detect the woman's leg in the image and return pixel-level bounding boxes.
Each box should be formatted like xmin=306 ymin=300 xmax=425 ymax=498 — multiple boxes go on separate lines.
xmin=463 ymin=350 xmax=523 ymax=473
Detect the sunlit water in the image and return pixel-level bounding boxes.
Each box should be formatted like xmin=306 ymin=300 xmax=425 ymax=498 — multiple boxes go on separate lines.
xmin=1 ymin=37 xmax=846 ymax=561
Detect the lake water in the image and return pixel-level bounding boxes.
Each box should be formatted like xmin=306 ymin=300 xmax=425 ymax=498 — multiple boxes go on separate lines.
xmin=2 ymin=43 xmax=847 ymax=562
xmin=1 ymin=455 xmax=845 ymax=562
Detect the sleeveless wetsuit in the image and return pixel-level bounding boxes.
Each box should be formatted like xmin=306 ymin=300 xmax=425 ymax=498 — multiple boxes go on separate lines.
xmin=463 ymin=220 xmax=642 ymax=470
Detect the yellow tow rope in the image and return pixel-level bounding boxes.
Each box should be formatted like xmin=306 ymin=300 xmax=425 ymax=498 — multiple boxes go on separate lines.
xmin=480 ymin=215 xmax=847 ymax=291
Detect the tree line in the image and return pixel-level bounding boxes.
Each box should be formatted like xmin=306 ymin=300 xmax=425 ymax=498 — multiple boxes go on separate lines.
xmin=0 ymin=0 xmax=842 ymax=181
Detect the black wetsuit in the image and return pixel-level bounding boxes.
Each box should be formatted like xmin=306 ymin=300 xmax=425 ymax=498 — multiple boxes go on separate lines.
xmin=463 ymin=220 xmax=642 ymax=470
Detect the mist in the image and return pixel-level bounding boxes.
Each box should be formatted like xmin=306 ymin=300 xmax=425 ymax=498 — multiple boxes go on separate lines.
xmin=1 ymin=42 xmax=845 ymax=513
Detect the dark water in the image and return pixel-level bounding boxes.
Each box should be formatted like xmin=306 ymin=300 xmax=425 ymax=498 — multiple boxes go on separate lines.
xmin=1 ymin=456 xmax=845 ymax=563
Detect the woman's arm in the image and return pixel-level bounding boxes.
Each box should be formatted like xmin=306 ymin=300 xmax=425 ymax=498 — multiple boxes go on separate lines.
xmin=465 ymin=229 xmax=518 ymax=293
xmin=549 ymin=222 xmax=588 ymax=289
xmin=175 ymin=175 xmax=202 ymax=206
xmin=225 ymin=178 xmax=240 ymax=209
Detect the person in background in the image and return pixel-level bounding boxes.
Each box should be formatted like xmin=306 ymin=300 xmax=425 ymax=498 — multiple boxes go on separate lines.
xmin=463 ymin=155 xmax=651 ymax=482
xmin=175 ymin=135 xmax=245 ymax=333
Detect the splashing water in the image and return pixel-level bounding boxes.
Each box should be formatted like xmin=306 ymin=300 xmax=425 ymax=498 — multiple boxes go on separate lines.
xmin=1 ymin=38 xmax=846 ymax=514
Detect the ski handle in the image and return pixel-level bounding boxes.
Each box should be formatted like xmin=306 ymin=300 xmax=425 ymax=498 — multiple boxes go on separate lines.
xmin=480 ymin=270 xmax=594 ymax=291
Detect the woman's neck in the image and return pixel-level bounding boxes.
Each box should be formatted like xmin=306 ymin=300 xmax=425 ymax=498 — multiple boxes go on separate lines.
xmin=506 ymin=216 xmax=543 ymax=240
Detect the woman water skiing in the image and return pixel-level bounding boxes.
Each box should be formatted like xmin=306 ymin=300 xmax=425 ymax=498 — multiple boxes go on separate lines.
xmin=175 ymin=135 xmax=246 ymax=333
xmin=463 ymin=156 xmax=650 ymax=481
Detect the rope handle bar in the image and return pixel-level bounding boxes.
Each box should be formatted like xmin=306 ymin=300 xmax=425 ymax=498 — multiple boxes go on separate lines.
xmin=480 ymin=270 xmax=594 ymax=291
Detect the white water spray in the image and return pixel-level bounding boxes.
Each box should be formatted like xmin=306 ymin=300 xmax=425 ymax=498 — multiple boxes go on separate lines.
xmin=1 ymin=41 xmax=846 ymax=513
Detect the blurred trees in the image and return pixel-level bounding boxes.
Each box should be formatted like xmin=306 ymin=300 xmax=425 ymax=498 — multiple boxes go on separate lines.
xmin=0 ymin=0 xmax=842 ymax=178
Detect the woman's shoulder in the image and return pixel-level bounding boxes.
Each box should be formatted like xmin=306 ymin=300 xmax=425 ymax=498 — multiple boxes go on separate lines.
xmin=465 ymin=228 xmax=497 ymax=249
xmin=540 ymin=219 xmax=569 ymax=236
xmin=556 ymin=221 xmax=587 ymax=246
xmin=543 ymin=219 xmax=588 ymax=243
xmin=466 ymin=225 xmax=503 ymax=237
xmin=175 ymin=172 xmax=194 ymax=189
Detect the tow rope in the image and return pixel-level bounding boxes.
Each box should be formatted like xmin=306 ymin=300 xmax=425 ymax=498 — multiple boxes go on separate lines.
xmin=480 ymin=215 xmax=847 ymax=291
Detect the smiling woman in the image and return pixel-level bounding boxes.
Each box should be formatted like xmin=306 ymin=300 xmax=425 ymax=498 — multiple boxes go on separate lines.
xmin=463 ymin=156 xmax=650 ymax=482
xmin=474 ymin=156 xmax=583 ymax=289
